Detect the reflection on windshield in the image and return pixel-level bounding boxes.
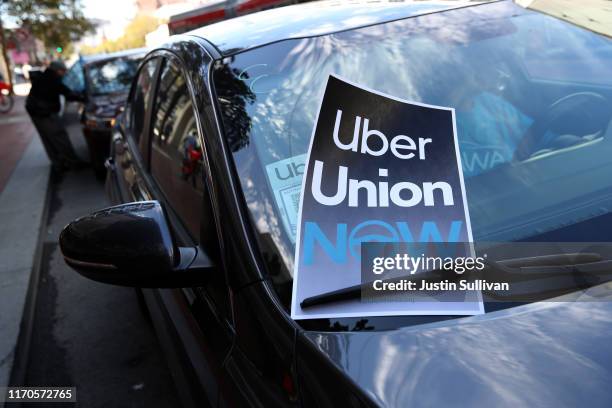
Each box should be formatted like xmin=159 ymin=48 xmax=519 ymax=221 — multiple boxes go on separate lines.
xmin=213 ymin=1 xmax=612 ymax=314
xmin=87 ymin=57 xmax=141 ymax=95
xmin=214 ymin=61 xmax=255 ymax=151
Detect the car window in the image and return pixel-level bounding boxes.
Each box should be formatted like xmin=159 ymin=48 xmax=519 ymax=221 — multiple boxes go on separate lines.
xmin=87 ymin=56 xmax=142 ymax=95
xmin=149 ymin=58 xmax=204 ymax=239
xmin=128 ymin=59 xmax=157 ymax=144
xmin=212 ymin=1 xmax=612 ymax=316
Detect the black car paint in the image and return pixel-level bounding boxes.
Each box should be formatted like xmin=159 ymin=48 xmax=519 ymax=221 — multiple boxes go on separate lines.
xmin=60 ymin=201 xmax=176 ymax=272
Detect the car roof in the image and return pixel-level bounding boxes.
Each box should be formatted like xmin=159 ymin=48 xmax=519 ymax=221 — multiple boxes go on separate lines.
xmin=187 ymin=0 xmax=488 ymax=56
xmin=81 ymin=47 xmax=149 ymax=66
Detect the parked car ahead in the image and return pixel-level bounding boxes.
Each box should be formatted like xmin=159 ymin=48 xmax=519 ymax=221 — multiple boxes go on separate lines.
xmin=59 ymin=1 xmax=612 ymax=407
xmin=65 ymin=49 xmax=147 ymax=178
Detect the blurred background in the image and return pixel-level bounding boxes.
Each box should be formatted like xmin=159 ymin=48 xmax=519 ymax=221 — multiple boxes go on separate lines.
xmin=0 ymin=0 xmax=298 ymax=96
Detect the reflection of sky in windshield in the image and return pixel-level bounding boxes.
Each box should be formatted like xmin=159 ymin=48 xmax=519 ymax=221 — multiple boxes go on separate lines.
xmin=197 ymin=0 xmax=474 ymax=54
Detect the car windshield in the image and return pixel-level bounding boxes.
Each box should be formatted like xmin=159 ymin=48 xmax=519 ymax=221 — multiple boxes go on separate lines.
xmin=212 ymin=1 xmax=612 ymax=324
xmin=87 ymin=56 xmax=142 ymax=95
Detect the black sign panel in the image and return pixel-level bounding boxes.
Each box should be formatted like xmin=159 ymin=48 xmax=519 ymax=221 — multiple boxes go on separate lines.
xmin=291 ymin=75 xmax=481 ymax=319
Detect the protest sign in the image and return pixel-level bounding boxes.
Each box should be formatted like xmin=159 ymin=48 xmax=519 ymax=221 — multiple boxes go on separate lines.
xmin=291 ymin=75 xmax=483 ymax=319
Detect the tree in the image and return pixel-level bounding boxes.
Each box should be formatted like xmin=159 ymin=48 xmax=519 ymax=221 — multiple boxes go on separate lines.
xmin=2 ymin=0 xmax=95 ymax=53
xmin=80 ymin=14 xmax=158 ymax=55
xmin=120 ymin=14 xmax=159 ymax=49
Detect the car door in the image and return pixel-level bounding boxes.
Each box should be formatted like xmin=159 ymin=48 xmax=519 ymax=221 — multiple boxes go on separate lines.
xmin=109 ymin=52 xmax=236 ymax=407
xmin=145 ymin=55 xmax=236 ymax=407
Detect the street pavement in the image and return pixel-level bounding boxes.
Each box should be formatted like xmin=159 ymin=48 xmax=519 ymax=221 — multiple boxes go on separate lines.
xmin=1 ymin=100 xmax=181 ymax=406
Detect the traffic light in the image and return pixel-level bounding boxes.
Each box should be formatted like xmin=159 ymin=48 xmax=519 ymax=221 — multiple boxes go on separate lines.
xmin=56 ymin=47 xmax=63 ymax=53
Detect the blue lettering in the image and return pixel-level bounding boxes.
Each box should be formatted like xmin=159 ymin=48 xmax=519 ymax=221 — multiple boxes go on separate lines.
xmin=302 ymin=222 xmax=347 ymax=265
xmin=301 ymin=220 xmax=465 ymax=264
xmin=348 ymin=220 xmax=400 ymax=259
xmin=419 ymin=220 xmax=463 ymax=242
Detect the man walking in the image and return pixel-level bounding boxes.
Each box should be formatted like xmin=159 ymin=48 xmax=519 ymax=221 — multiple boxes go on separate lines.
xmin=26 ymin=60 xmax=86 ymax=172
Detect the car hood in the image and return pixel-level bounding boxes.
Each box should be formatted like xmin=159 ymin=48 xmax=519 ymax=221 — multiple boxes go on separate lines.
xmin=86 ymin=92 xmax=128 ymax=119
xmin=304 ymin=286 xmax=612 ymax=407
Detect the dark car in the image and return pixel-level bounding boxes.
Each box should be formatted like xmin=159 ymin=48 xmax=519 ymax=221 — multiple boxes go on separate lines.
xmin=59 ymin=1 xmax=612 ymax=407
xmin=68 ymin=49 xmax=147 ymax=178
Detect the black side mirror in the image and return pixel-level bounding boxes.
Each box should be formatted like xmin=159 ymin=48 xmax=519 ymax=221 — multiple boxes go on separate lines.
xmin=59 ymin=201 xmax=214 ymax=287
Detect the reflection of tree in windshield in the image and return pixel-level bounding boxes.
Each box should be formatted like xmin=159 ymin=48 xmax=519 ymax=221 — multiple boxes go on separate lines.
xmin=213 ymin=61 xmax=255 ymax=152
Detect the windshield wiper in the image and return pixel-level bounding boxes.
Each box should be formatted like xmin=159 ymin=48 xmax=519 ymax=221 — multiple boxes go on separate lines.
xmin=300 ymin=253 xmax=611 ymax=308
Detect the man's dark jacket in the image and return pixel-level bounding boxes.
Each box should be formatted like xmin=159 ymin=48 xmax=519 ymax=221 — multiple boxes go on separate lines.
xmin=26 ymin=69 xmax=82 ymax=117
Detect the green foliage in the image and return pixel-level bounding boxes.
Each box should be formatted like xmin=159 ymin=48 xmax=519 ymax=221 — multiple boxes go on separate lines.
xmin=3 ymin=0 xmax=95 ymax=51
xmin=80 ymin=14 xmax=158 ymax=55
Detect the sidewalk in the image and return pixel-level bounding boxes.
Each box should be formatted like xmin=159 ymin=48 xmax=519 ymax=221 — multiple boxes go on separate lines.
xmin=0 ymin=96 xmax=34 ymax=193
xmin=0 ymin=96 xmax=51 ymax=387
